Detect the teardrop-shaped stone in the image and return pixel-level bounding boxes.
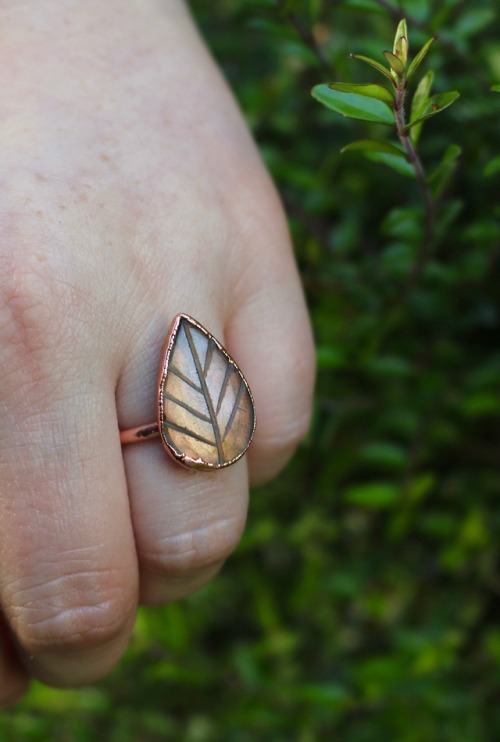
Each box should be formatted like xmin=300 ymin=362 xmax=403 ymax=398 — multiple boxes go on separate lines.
xmin=157 ymin=314 xmax=255 ymax=470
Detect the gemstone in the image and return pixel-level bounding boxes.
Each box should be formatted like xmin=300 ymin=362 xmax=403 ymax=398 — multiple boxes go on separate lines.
xmin=158 ymin=314 xmax=255 ymax=470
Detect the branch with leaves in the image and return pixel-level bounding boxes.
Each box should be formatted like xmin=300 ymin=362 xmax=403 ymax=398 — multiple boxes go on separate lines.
xmin=312 ymin=20 xmax=460 ymax=263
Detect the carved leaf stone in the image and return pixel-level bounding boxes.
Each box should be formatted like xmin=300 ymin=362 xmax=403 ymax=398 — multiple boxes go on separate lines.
xmin=158 ymin=314 xmax=255 ymax=470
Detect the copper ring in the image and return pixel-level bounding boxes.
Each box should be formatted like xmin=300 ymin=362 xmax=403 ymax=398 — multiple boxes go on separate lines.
xmin=120 ymin=314 xmax=256 ymax=471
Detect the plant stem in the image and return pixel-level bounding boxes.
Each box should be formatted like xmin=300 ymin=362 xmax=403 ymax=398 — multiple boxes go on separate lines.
xmin=393 ymin=84 xmax=435 ymax=284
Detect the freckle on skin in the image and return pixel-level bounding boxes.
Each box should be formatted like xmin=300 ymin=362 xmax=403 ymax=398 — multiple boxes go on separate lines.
xmin=35 ymin=173 xmax=47 ymax=183
xmin=35 ymin=210 xmax=43 ymax=218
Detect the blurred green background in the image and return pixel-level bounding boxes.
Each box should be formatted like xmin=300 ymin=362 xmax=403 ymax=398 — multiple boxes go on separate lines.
xmin=3 ymin=0 xmax=500 ymax=739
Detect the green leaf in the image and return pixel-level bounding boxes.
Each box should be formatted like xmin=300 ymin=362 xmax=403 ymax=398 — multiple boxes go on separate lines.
xmin=411 ymin=71 xmax=434 ymax=122
xmin=365 ymin=151 xmax=415 ymax=177
xmin=463 ymin=392 xmax=500 ymax=418
xmin=295 ymin=683 xmax=351 ymax=707
xmin=409 ymin=70 xmax=434 ymax=145
xmin=344 ymin=482 xmax=399 ymax=509
xmin=393 ymin=19 xmax=409 ymax=68
xmin=405 ymin=91 xmax=460 ymax=130
xmin=406 ymin=37 xmax=436 ymax=82
xmin=484 ymin=155 xmax=500 ymax=176
xmin=341 ymin=140 xmax=413 ymax=175
xmin=328 ymin=82 xmax=395 ymax=107
xmin=360 ymin=441 xmax=407 ymax=470
xmin=341 ymin=139 xmax=405 ymax=157
xmin=381 ymin=243 xmax=417 ymax=275
xmin=491 ymin=84 xmax=500 ymax=92
xmin=428 ymin=144 xmax=462 ymax=198
xmin=316 ymin=345 xmax=345 ymax=369
xmin=383 ymin=50 xmax=406 ymax=77
xmin=350 ymin=53 xmax=394 ymax=83
xmin=382 ymin=207 xmax=422 ymax=238
xmin=365 ymin=355 xmax=414 ymax=377
xmin=407 ymin=473 xmax=435 ymax=504
xmin=311 ymin=84 xmax=395 ymax=125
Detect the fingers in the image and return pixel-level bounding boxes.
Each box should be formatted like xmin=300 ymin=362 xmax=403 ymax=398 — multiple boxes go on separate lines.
xmin=117 ymin=306 xmax=248 ymax=606
xmin=0 ymin=278 xmax=138 ymax=685
xmin=114 ymin=159 xmax=314 ymax=608
xmin=123 ymin=443 xmax=247 ymax=605
xmin=116 ymin=200 xmax=313 ymax=607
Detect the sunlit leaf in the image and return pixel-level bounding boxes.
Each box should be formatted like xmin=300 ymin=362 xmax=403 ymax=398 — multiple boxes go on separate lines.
xmin=344 ymin=481 xmax=400 ymax=508
xmin=350 ymin=53 xmax=395 ymax=83
xmin=393 ymin=19 xmax=409 ymax=68
xmin=491 ymin=84 xmax=500 ymax=92
xmin=405 ymin=91 xmax=460 ymax=130
xmin=312 ymin=84 xmax=395 ymax=124
xmin=328 ymin=82 xmax=395 ymax=107
xmin=406 ymin=37 xmax=436 ymax=82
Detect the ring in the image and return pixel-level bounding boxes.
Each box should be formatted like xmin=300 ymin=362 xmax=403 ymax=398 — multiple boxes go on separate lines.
xmin=120 ymin=314 xmax=256 ymax=471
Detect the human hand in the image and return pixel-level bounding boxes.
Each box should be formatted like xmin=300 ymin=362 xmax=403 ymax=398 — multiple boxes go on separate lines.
xmin=0 ymin=0 xmax=315 ymax=705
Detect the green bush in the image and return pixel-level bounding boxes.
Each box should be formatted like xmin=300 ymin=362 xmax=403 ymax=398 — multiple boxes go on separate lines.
xmin=3 ymin=1 xmax=500 ymax=739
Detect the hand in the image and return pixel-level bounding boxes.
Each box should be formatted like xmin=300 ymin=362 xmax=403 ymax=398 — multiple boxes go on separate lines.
xmin=0 ymin=0 xmax=315 ymax=705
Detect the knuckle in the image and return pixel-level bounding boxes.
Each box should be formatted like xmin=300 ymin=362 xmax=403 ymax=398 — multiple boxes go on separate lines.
xmin=7 ymin=567 xmax=133 ymax=655
xmin=0 ymin=257 xmax=64 ymax=407
xmin=0 ymin=242 xmax=89 ymax=389
xmin=0 ymin=252 xmax=56 ymax=360
xmin=142 ymin=515 xmax=246 ymax=577
xmin=0 ymin=246 xmax=90 ymax=418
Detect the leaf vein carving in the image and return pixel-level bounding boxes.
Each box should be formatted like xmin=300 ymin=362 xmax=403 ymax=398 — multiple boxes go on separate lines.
xmin=216 ymin=363 xmax=234 ymax=415
xmin=183 ymin=322 xmax=224 ymax=463
xmin=223 ymin=378 xmax=245 ymax=443
xmin=170 ymin=364 xmax=203 ymax=393
xmin=204 ymin=339 xmax=215 ymax=374
xmin=166 ymin=421 xmax=217 ymax=448
xmin=164 ymin=392 xmax=211 ymax=423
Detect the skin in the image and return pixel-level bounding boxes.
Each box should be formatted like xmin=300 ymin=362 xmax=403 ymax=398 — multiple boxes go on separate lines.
xmin=0 ymin=0 xmax=315 ymax=704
